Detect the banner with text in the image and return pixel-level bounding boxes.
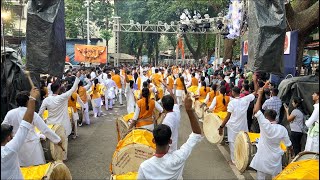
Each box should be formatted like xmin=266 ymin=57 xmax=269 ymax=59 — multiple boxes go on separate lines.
xmin=74 ymin=44 xmax=107 ymax=63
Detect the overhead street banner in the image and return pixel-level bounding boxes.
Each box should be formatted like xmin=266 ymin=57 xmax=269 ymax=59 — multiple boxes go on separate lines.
xmin=74 ymin=44 xmax=107 ymax=63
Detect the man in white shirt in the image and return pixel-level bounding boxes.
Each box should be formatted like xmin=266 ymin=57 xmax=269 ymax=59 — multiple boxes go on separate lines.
xmin=161 ymin=87 xmax=181 ymax=152
xmin=137 ymin=93 xmax=203 ymax=180
xmin=100 ymin=74 xmax=117 ymax=111
xmin=1 ymin=88 xmax=39 ymax=180
xmin=2 ymin=91 xmax=61 ymax=167
xmin=250 ymin=88 xmax=293 ymax=180
xmin=90 ymin=67 xmax=96 ymax=81
xmin=218 ymin=81 xmax=258 ymax=164
xmin=39 ymin=72 xmax=81 ymax=137
xmin=139 ymin=67 xmax=149 ymax=90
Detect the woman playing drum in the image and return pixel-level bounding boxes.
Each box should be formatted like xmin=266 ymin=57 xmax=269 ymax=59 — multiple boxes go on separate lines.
xmin=194 ymin=81 xmax=210 ymax=102
xmin=128 ymin=88 xmax=163 ymax=131
xmin=202 ymin=84 xmax=219 ymax=108
xmin=206 ymin=86 xmax=231 ymax=113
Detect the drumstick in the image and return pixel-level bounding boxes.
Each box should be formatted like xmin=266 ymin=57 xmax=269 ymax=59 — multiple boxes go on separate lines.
xmin=58 ymin=143 xmax=65 ymax=151
xmin=24 ymin=70 xmax=35 ymax=89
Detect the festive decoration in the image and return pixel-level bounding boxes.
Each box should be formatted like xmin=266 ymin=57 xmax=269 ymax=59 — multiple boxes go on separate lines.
xmin=74 ymin=44 xmax=107 ymax=63
xmin=226 ymin=0 xmax=243 ymax=39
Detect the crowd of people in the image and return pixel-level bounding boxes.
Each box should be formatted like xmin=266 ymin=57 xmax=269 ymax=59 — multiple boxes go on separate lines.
xmin=1 ymin=59 xmax=319 ymax=179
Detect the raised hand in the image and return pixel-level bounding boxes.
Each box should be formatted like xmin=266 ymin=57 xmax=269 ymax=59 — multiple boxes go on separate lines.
xmin=30 ymin=87 xmax=40 ymax=99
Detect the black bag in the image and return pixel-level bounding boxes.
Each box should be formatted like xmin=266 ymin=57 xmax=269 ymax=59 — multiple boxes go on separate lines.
xmin=247 ymin=0 xmax=286 ymax=75
xmin=26 ymin=0 xmax=66 ymax=78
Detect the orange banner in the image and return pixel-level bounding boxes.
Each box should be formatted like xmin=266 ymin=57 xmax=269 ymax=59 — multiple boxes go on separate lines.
xmin=74 ymin=44 xmax=107 ymax=63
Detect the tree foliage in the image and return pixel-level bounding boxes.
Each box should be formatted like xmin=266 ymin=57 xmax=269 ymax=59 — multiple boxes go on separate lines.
xmin=65 ymin=0 xmax=113 ymax=39
xmin=1 ymin=1 xmax=18 ymax=35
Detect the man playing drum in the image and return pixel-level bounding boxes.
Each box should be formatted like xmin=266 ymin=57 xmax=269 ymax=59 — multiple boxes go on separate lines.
xmin=218 ymin=75 xmax=258 ymax=165
xmin=2 ymin=91 xmax=62 ymax=166
xmin=250 ymin=88 xmax=293 ymax=179
xmin=137 ymin=93 xmax=203 ymax=179
xmin=39 ymin=71 xmax=81 ymax=160
xmin=1 ymin=88 xmax=39 ymax=179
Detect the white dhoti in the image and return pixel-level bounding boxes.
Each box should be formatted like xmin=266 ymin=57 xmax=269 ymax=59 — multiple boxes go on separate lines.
xmin=92 ymin=97 xmax=102 ymax=117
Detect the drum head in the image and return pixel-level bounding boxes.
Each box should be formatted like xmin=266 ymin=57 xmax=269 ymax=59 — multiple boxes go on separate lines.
xmin=117 ymin=117 xmax=129 ymax=140
xmin=112 ymin=129 xmax=155 ymax=175
xmin=203 ymin=113 xmax=223 ymax=144
xmin=194 ymin=101 xmax=204 ymax=119
xmin=46 ymin=160 xmax=72 ymax=180
xmin=292 ymin=151 xmax=319 ymax=162
xmin=234 ymin=131 xmax=250 ymax=173
xmin=50 ymin=125 xmax=67 ymax=161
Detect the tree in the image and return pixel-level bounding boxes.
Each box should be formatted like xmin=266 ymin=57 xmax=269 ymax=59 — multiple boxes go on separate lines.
xmin=285 ymin=0 xmax=319 ymax=74
xmin=65 ymin=0 xmax=114 ymax=39
xmin=1 ymin=1 xmax=18 ymax=36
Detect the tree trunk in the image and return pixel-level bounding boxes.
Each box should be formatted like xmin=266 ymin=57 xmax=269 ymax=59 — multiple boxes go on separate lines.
xmin=182 ymin=34 xmax=201 ymax=62
xmin=223 ymin=39 xmax=236 ymax=62
xmin=296 ymin=34 xmax=306 ymax=75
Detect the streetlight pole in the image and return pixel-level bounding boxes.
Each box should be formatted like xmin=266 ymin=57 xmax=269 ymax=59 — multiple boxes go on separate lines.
xmin=86 ymin=0 xmax=90 ymax=45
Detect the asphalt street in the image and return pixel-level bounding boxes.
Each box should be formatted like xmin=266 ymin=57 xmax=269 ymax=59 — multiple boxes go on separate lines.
xmin=65 ymin=100 xmax=257 ymax=179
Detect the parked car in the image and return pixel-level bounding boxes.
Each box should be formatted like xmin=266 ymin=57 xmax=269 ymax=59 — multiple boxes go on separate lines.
xmin=64 ymin=62 xmax=80 ymax=72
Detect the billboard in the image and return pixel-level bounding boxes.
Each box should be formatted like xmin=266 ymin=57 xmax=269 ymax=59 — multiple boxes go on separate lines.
xmin=74 ymin=44 xmax=107 ymax=63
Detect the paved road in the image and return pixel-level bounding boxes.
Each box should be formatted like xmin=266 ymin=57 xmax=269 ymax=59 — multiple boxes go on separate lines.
xmin=65 ymin=102 xmax=257 ymax=179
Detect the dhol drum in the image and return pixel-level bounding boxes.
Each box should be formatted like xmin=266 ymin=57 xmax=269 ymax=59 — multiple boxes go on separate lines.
xmin=203 ymin=112 xmax=227 ymax=144
xmin=35 ymin=124 xmax=67 ymax=162
xmin=274 ymin=151 xmax=319 ymax=180
xmin=194 ymin=100 xmax=204 ymax=119
xmin=234 ymin=131 xmax=290 ymax=173
xmin=187 ymin=86 xmax=198 ymax=94
xmin=21 ymin=160 xmax=72 ymax=180
xmin=111 ymin=129 xmax=156 ymax=175
xmin=110 ymin=172 xmax=137 ymax=180
xmin=116 ymin=113 xmax=134 ymax=141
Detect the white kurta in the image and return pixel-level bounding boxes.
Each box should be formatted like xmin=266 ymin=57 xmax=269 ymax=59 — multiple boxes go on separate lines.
xmin=250 ymin=111 xmax=292 ymax=176
xmin=305 ymin=103 xmax=319 ymax=153
xmin=1 ymin=121 xmax=33 ymax=180
xmin=39 ymin=77 xmax=80 ymax=136
xmin=226 ymin=94 xmax=255 ymax=142
xmin=162 ymin=104 xmax=181 ymax=153
xmin=137 ymin=133 xmax=203 ymax=180
xmin=125 ymin=83 xmax=135 ymax=114
xmin=2 ymin=107 xmax=61 ymax=166
xmin=103 ymin=79 xmax=117 ymax=99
